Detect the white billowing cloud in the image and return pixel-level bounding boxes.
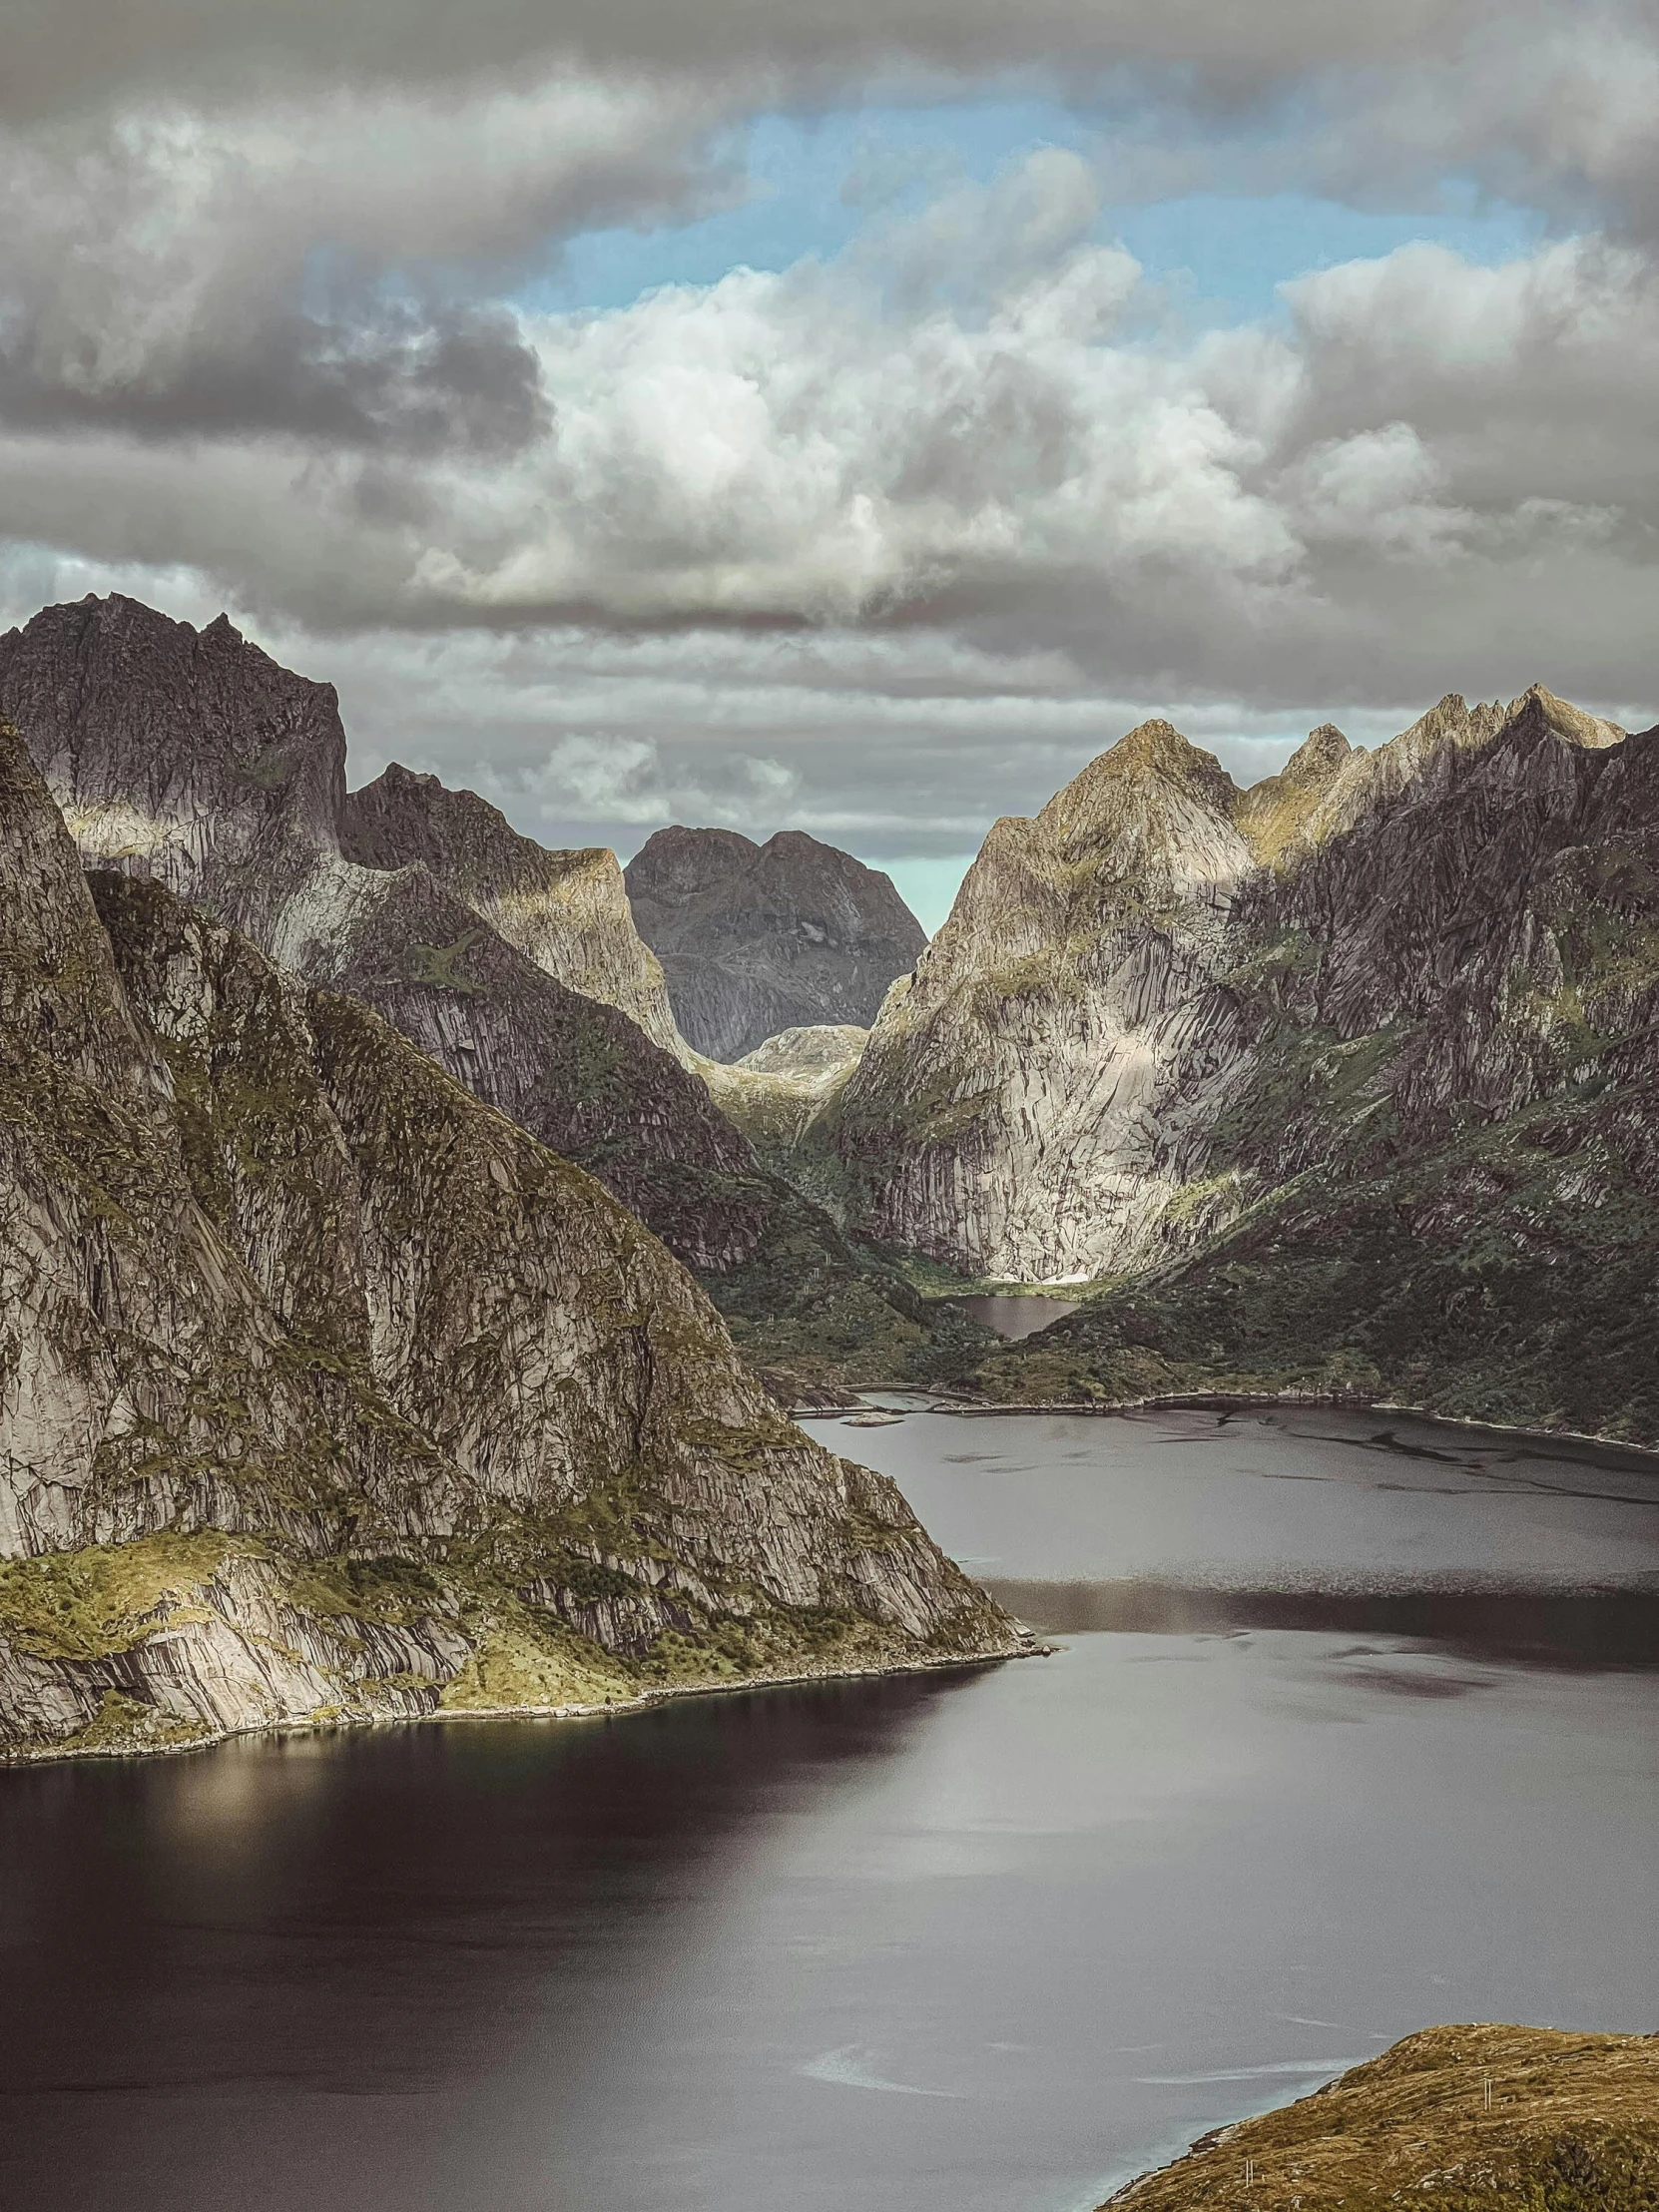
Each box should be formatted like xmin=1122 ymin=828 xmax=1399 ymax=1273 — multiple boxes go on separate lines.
xmin=409 ymin=153 xmax=1296 ymax=627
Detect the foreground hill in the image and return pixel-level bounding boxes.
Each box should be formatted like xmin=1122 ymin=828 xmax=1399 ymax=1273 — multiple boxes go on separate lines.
xmin=0 ymin=726 xmax=1018 ymax=1758
xmin=1105 ymin=2026 xmax=1659 ymax=2212
xmin=626 ymin=825 xmax=926 ymax=1060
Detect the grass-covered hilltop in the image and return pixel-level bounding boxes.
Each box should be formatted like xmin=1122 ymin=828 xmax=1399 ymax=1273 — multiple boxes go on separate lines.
xmin=0 ymin=721 xmax=1019 ymax=1760
xmin=1105 ymin=2026 xmax=1659 ymax=2212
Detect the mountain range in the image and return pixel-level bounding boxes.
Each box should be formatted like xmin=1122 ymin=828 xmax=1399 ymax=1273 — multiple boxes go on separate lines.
xmin=0 ymin=593 xmax=974 ymax=1402
xmin=818 ymin=686 xmax=1659 ymax=1440
xmin=4 ymin=588 xmax=1658 ymax=1754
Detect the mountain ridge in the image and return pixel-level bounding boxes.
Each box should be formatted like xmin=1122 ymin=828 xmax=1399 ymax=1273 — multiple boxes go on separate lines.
xmin=0 ymin=720 xmax=1019 ymax=1758
xmin=625 ymin=823 xmax=927 ymax=1060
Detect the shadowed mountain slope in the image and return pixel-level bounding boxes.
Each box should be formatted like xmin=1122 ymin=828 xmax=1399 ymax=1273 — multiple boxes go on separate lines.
xmin=967 ymin=695 xmax=1659 ymax=1441
xmin=0 ymin=595 xmax=984 ymax=1395
xmin=625 ymin=825 xmax=927 ymax=1060
xmin=341 ymin=761 xmax=686 ymax=1057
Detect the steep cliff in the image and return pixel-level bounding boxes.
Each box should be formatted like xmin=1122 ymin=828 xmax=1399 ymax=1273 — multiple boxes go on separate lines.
xmin=626 ymin=826 xmax=927 ymax=1060
xmin=0 ymin=596 xmax=986 ymax=1388
xmin=341 ymin=762 xmax=686 ymax=1057
xmin=973 ymin=694 xmax=1659 ymax=1442
xmin=831 ymin=721 xmax=1263 ymax=1282
xmin=0 ymin=725 xmax=1019 ymax=1758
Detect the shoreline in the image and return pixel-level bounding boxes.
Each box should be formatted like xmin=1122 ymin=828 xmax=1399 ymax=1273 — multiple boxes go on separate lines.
xmin=1 ymin=1630 xmax=1047 ymax=1772
xmin=797 ymin=1388 xmax=1659 ymax=1465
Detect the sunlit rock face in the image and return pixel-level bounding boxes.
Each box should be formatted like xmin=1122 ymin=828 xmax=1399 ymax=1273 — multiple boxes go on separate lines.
xmin=341 ymin=763 xmax=688 ymax=1060
xmin=834 ymin=720 xmax=1276 ymax=1282
xmin=625 ymin=826 xmax=927 ymax=1061
xmin=834 ymin=690 xmax=1638 ymax=1290
xmin=0 ymin=724 xmax=1020 ymax=1757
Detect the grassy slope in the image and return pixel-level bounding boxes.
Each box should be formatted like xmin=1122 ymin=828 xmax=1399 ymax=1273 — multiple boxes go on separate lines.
xmin=1106 ymin=2026 xmax=1659 ymax=2212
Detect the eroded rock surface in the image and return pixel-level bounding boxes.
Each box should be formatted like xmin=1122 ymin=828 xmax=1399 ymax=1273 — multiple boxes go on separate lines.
xmin=968 ymin=695 xmax=1659 ymax=1440
xmin=341 ymin=762 xmax=687 ymax=1057
xmin=626 ymin=826 xmax=926 ymax=1060
xmin=0 ymin=597 xmax=972 ymax=1382
xmin=0 ymin=725 xmax=1019 ymax=1757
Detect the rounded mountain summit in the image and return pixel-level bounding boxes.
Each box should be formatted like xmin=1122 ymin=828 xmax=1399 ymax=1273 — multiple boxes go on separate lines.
xmin=625 ymin=826 xmax=927 ymax=1062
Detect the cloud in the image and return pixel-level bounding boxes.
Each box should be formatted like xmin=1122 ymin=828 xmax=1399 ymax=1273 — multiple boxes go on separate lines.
xmin=0 ymin=76 xmax=737 ymax=447
xmin=5 ymin=149 xmax=1658 ymax=721
xmin=3 ymin=12 xmax=1658 ymax=864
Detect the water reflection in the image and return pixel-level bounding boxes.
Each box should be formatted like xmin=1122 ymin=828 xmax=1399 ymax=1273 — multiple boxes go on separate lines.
xmin=986 ymin=1578 xmax=1659 ymax=1669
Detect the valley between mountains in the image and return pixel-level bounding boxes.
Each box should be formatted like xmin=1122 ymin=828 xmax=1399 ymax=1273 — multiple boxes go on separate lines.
xmin=2 ymin=588 xmax=1657 ymax=1759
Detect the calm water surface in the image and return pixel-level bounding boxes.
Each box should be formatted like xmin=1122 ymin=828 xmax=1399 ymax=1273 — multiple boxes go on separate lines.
xmin=2 ymin=1406 xmax=1656 ymax=2212
xmin=957 ymin=1293 xmax=1081 ymax=1339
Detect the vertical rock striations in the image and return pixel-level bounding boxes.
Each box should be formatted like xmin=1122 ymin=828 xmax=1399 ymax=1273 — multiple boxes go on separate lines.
xmin=832 ymin=722 xmax=1264 ymax=1282
xmin=0 ymin=724 xmax=1020 ymax=1757
xmin=973 ymin=693 xmax=1659 ymax=1441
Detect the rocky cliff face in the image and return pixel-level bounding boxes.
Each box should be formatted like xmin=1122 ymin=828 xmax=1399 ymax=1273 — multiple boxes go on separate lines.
xmin=0 ymin=601 xmax=719 ymax=1216
xmin=969 ymin=693 xmax=1659 ymax=1442
xmin=0 ymin=724 xmax=1018 ymax=1758
xmin=0 ymin=592 xmax=992 ymax=1402
xmin=831 ymin=691 xmax=1644 ymax=1292
xmin=341 ymin=762 xmax=687 ymax=1057
xmin=832 ymin=721 xmax=1266 ymax=1282
xmin=626 ymin=826 xmax=927 ymax=1060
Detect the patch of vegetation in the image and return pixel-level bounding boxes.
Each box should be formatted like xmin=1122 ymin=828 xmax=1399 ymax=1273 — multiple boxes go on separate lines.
xmin=405 ymin=929 xmax=485 ymax=993
xmin=0 ymin=1532 xmax=236 ymax=1660
xmin=1107 ymin=2024 xmax=1659 ymax=2212
xmin=52 ymin=1692 xmax=214 ymax=1756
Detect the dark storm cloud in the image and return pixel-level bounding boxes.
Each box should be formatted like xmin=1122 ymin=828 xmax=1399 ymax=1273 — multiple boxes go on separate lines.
xmin=0 ymin=295 xmax=548 ymax=453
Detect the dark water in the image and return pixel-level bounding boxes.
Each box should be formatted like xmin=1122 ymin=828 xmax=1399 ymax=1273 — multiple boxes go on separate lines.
xmin=3 ymin=1408 xmax=1656 ymax=2212
xmin=958 ymin=1293 xmax=1081 ymax=1339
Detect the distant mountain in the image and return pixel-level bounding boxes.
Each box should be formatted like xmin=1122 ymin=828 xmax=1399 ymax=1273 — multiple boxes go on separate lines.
xmin=0 ymin=722 xmax=1017 ymax=1759
xmin=625 ymin=826 xmax=927 ymax=1060
xmin=814 ymin=684 xmax=1659 ymax=1440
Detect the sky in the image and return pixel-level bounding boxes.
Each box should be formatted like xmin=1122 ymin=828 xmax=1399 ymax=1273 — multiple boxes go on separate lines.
xmin=3 ymin=4 xmax=1658 ymax=931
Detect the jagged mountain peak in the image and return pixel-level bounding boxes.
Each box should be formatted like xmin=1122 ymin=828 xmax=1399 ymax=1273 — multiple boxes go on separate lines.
xmin=341 ymin=761 xmax=685 ymax=1058
xmin=1283 ymin=723 xmax=1356 ymax=781
xmin=1510 ymin=682 xmax=1626 ymax=751
xmin=343 ymin=759 xmax=612 ymax=885
xmin=1234 ymin=723 xmax=1355 ymax=865
xmin=1040 ymin=719 xmax=1239 ymax=827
